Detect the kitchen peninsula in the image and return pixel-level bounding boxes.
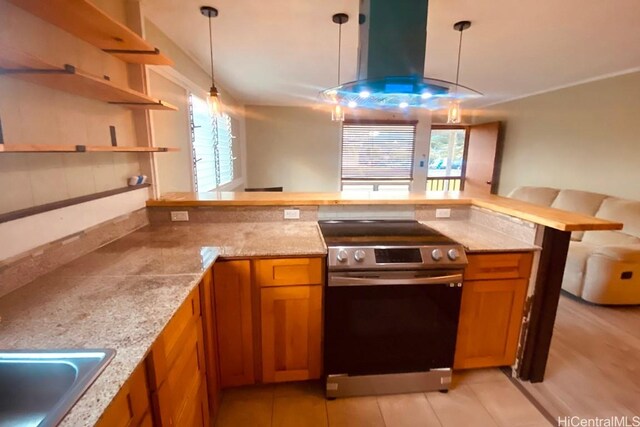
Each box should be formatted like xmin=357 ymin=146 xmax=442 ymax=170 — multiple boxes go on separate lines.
xmin=0 ymin=190 xmax=621 ymax=426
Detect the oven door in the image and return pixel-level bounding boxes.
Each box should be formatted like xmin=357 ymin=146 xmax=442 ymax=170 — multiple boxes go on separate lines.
xmin=324 ymin=270 xmax=463 ymax=377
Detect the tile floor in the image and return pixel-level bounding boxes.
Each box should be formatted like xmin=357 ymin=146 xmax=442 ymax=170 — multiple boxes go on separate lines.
xmin=215 ymin=369 xmax=552 ymax=427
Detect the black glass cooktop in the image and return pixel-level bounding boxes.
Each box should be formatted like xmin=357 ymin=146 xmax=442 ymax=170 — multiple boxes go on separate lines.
xmin=318 ymin=220 xmax=458 ymax=247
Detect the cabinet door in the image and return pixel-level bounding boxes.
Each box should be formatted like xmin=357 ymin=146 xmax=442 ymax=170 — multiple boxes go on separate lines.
xmin=199 ymin=268 xmax=221 ymax=418
xmin=454 ymin=279 xmax=527 ymax=369
xmin=213 ymin=260 xmax=255 ymax=387
xmin=261 ymin=285 xmax=322 ymax=383
xmin=146 ymin=286 xmax=209 ymax=427
xmin=95 ymin=361 xmax=150 ymax=427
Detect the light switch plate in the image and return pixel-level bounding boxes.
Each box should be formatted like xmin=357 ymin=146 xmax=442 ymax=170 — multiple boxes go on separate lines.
xmin=284 ymin=209 xmax=300 ymax=220
xmin=435 ymin=208 xmax=451 ymax=218
xmin=170 ymin=211 xmax=189 ymax=222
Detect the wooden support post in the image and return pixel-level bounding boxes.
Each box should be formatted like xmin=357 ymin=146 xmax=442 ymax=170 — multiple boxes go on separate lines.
xmin=518 ymin=226 xmax=571 ymax=382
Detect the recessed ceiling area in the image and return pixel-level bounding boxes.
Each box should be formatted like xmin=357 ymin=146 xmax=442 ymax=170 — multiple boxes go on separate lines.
xmin=144 ymin=0 xmax=640 ymax=108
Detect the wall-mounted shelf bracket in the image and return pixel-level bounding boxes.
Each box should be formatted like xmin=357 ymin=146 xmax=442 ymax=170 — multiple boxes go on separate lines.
xmin=0 ymin=64 xmax=75 ymax=75
xmin=102 ymin=48 xmax=161 ymax=56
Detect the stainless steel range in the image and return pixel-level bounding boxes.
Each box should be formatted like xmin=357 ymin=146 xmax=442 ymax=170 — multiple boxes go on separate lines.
xmin=319 ymin=219 xmax=468 ymax=398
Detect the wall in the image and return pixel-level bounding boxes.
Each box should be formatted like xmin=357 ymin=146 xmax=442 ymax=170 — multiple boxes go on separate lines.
xmin=145 ymin=19 xmax=247 ymax=193
xmin=476 ymin=71 xmax=640 ymax=200
xmin=148 ymin=71 xmax=192 ymax=194
xmin=245 ymin=106 xmax=432 ymax=192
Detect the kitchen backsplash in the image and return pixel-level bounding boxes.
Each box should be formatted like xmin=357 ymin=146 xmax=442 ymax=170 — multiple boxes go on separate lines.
xmin=0 ymin=209 xmax=148 ymax=298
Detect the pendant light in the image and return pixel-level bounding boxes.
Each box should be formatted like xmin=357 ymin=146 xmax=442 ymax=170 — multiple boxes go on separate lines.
xmin=447 ymin=20 xmax=471 ymax=124
xmin=201 ymin=6 xmax=223 ymax=117
xmin=331 ymin=13 xmax=349 ymax=122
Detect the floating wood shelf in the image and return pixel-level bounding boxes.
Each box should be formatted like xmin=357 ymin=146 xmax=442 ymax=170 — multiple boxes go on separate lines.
xmin=0 ymin=42 xmax=178 ymax=111
xmin=0 ymin=144 xmax=179 ymax=153
xmin=7 ymin=0 xmax=173 ymax=65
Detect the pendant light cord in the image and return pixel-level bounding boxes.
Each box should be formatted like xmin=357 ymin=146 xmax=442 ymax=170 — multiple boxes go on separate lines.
xmin=208 ymin=15 xmax=215 ymax=85
xmin=337 ymin=22 xmax=342 ymax=85
xmin=455 ymin=29 xmax=463 ymax=86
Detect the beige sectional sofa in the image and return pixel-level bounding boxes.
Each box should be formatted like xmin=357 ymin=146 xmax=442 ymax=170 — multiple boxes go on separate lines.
xmin=508 ymin=186 xmax=640 ymax=305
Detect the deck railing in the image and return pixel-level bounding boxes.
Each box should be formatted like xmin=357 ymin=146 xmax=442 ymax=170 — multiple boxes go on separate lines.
xmin=426 ymin=177 xmax=463 ymax=191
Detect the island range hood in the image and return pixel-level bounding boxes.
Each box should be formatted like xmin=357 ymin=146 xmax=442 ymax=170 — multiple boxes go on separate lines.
xmin=320 ymin=0 xmax=481 ymax=111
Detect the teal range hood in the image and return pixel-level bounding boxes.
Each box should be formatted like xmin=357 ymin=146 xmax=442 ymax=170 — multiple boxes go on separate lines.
xmin=320 ymin=0 xmax=481 ymax=111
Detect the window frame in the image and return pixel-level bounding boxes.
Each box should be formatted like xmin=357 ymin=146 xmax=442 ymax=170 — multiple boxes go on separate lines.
xmin=340 ymin=119 xmax=418 ymax=189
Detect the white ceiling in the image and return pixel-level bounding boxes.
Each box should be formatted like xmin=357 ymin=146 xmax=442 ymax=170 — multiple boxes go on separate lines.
xmin=144 ymin=0 xmax=640 ymax=108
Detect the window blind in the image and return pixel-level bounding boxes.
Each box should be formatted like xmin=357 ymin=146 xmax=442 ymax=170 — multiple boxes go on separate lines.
xmin=341 ymin=123 xmax=416 ymax=180
xmin=190 ymin=94 xmax=235 ymax=191
xmin=215 ymin=113 xmax=234 ymax=187
xmin=190 ymin=95 xmax=216 ymax=192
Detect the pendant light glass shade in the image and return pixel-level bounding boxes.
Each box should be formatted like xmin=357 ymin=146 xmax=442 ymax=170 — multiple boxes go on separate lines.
xmin=332 ymin=104 xmax=345 ymax=122
xmin=208 ymin=86 xmax=222 ymax=117
xmin=447 ymin=100 xmax=461 ymax=124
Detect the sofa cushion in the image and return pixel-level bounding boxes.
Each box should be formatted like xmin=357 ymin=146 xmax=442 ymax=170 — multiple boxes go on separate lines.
xmin=551 ymin=190 xmax=608 ymax=241
xmin=581 ymin=231 xmax=640 ymax=246
xmin=595 ymin=197 xmax=640 ymax=239
xmin=562 ymin=241 xmax=598 ymax=297
xmin=508 ymin=186 xmax=559 ymax=206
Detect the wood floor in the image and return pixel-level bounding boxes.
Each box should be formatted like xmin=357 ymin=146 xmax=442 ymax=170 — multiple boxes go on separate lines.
xmin=520 ymin=294 xmax=640 ymax=419
xmin=215 ymin=369 xmax=551 ymax=427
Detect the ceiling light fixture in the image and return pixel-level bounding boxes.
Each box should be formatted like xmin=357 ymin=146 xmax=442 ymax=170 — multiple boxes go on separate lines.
xmin=447 ymin=20 xmax=471 ymax=124
xmin=201 ymin=6 xmax=223 ymax=117
xmin=331 ymin=13 xmax=349 ymax=121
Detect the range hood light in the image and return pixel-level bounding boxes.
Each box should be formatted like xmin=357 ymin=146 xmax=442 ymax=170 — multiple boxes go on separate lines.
xmin=399 ymin=101 xmax=409 ymax=109
xmin=421 ymin=92 xmax=433 ymax=99
xmin=359 ymin=90 xmax=371 ymax=99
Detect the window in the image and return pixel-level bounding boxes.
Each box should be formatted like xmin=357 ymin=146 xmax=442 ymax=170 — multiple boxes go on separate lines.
xmin=427 ymin=127 xmax=466 ymax=191
xmin=341 ymin=122 xmax=416 ymax=191
xmin=189 ymin=94 xmax=234 ymax=191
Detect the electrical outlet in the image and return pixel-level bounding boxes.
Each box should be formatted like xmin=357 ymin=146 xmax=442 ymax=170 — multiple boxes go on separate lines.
xmin=284 ymin=209 xmax=300 ymax=220
xmin=170 ymin=211 xmax=189 ymax=222
xmin=435 ymin=208 xmax=451 ymax=219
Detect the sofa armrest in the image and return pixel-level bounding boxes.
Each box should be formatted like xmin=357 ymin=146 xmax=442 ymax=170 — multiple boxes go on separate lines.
xmin=591 ymin=244 xmax=640 ymax=262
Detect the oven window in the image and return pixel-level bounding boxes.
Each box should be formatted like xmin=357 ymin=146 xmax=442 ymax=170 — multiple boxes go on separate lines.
xmin=324 ymin=284 xmax=461 ymax=376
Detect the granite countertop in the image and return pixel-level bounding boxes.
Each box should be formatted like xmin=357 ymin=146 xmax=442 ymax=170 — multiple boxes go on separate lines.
xmin=423 ymin=220 xmax=540 ymax=252
xmin=0 ymin=218 xmax=531 ymax=425
xmin=0 ymin=221 xmax=326 ymax=427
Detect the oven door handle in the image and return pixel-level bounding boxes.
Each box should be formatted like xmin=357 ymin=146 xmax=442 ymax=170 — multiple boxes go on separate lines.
xmin=328 ymin=273 xmax=463 ymax=287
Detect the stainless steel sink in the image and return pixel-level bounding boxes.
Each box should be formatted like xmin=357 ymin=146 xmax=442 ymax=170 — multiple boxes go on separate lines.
xmin=0 ymin=349 xmax=115 ymax=427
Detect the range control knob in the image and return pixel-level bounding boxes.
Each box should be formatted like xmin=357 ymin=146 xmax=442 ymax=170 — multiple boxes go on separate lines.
xmin=431 ymin=249 xmax=443 ymax=261
xmin=448 ymin=248 xmax=460 ymax=260
xmin=354 ymin=249 xmax=366 ymax=262
xmin=336 ymin=249 xmax=348 ymax=263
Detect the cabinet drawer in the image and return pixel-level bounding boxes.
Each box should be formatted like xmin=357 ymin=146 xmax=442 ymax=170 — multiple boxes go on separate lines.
xmin=255 ymin=258 xmax=324 ymax=287
xmin=465 ymin=252 xmax=533 ymax=281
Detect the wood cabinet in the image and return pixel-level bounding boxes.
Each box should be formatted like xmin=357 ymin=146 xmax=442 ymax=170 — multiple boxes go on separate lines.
xmin=213 ymin=257 xmax=324 ymax=387
xmin=260 ymin=282 xmax=322 ymax=383
xmin=213 ymin=260 xmax=255 ymax=387
xmin=454 ymin=252 xmax=533 ymax=369
xmin=146 ymin=287 xmax=210 ymax=427
xmin=95 ymin=361 xmax=151 ymax=427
